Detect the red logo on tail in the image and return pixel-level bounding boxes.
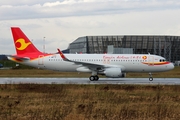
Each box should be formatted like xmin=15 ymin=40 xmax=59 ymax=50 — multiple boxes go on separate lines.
xmin=15 ymin=38 xmax=31 ymax=50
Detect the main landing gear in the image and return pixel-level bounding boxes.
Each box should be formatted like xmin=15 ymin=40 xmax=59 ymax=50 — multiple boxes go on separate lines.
xmin=89 ymin=75 xmax=99 ymax=81
xmin=149 ymin=72 xmax=153 ymax=81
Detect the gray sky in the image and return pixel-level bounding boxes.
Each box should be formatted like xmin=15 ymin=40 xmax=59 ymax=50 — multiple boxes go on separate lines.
xmin=0 ymin=0 xmax=180 ymax=54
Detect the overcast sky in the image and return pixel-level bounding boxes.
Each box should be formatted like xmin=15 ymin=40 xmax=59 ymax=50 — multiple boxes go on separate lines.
xmin=0 ymin=0 xmax=180 ymax=54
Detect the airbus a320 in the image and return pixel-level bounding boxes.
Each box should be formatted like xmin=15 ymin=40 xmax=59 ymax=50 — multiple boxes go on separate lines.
xmin=7 ymin=27 xmax=174 ymax=81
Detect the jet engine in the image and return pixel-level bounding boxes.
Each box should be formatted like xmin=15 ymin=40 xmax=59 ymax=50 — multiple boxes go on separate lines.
xmin=104 ymin=68 xmax=126 ymax=78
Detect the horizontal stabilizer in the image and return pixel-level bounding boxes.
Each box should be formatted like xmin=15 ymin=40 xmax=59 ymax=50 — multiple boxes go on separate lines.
xmin=7 ymin=55 xmax=30 ymax=61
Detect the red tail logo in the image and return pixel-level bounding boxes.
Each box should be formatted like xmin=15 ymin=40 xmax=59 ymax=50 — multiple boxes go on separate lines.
xmin=11 ymin=27 xmax=42 ymax=55
xmin=15 ymin=38 xmax=31 ymax=50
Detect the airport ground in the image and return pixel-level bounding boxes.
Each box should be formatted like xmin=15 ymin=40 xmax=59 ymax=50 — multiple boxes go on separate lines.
xmin=0 ymin=66 xmax=179 ymax=119
xmin=0 ymin=66 xmax=179 ymax=78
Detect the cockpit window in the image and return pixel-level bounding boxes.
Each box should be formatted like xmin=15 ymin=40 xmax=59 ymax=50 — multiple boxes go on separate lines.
xmin=159 ymin=59 xmax=166 ymax=62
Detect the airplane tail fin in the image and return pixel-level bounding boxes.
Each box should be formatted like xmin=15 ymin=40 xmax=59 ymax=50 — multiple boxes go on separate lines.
xmin=11 ymin=27 xmax=42 ymax=55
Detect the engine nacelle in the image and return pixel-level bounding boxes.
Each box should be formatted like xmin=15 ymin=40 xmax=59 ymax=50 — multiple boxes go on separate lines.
xmin=104 ymin=68 xmax=126 ymax=78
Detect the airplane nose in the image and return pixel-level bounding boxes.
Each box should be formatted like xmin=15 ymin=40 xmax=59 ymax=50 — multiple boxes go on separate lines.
xmin=169 ymin=63 xmax=174 ymax=70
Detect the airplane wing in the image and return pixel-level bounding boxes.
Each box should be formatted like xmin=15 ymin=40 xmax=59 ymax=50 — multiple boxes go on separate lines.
xmin=57 ymin=49 xmax=120 ymax=71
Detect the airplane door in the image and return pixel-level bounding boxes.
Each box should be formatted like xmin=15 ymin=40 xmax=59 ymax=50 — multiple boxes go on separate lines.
xmin=148 ymin=55 xmax=154 ymax=66
xmin=38 ymin=55 xmax=44 ymax=65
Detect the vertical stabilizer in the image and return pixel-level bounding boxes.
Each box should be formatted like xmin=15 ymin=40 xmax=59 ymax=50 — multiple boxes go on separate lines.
xmin=11 ymin=27 xmax=42 ymax=55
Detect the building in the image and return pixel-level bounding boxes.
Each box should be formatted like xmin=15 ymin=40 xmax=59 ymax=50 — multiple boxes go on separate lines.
xmin=68 ymin=35 xmax=180 ymax=62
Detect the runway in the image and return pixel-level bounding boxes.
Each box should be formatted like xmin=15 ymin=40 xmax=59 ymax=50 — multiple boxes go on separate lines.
xmin=0 ymin=77 xmax=180 ymax=85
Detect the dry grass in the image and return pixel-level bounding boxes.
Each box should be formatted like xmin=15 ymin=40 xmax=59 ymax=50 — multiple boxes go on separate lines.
xmin=0 ymin=67 xmax=179 ymax=119
xmin=0 ymin=84 xmax=180 ymax=119
xmin=0 ymin=66 xmax=179 ymax=78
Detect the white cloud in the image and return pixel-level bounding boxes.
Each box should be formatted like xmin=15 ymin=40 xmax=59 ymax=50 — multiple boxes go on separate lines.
xmin=0 ymin=0 xmax=180 ymax=20
xmin=0 ymin=0 xmax=180 ymax=54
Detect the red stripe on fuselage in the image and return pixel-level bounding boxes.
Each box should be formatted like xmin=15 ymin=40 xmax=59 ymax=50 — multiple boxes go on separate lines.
xmin=142 ymin=62 xmax=170 ymax=66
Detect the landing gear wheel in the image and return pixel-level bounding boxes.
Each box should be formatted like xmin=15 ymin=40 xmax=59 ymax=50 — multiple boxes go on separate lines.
xmin=149 ymin=77 xmax=153 ymax=81
xmin=89 ymin=76 xmax=95 ymax=81
xmin=94 ymin=75 xmax=99 ymax=81
xmin=149 ymin=72 xmax=153 ymax=81
xmin=89 ymin=75 xmax=99 ymax=81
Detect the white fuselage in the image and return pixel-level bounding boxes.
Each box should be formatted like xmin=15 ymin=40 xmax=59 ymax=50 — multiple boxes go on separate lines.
xmin=21 ymin=54 xmax=174 ymax=73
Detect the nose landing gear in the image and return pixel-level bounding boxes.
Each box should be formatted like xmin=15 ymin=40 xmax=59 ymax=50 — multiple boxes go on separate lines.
xmin=149 ymin=73 xmax=153 ymax=81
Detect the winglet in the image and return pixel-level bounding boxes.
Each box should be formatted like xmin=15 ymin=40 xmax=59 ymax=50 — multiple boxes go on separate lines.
xmin=57 ymin=48 xmax=69 ymax=61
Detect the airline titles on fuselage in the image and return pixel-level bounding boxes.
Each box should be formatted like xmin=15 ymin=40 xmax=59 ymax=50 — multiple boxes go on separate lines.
xmin=103 ymin=55 xmax=146 ymax=60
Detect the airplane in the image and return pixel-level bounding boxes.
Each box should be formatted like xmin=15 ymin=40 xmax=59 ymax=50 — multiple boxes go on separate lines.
xmin=7 ymin=27 xmax=174 ymax=81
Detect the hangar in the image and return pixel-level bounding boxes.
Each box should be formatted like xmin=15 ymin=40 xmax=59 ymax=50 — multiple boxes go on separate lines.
xmin=68 ymin=35 xmax=180 ymax=62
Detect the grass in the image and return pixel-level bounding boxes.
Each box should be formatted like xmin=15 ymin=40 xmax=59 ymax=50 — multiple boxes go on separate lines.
xmin=0 ymin=84 xmax=180 ymax=119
